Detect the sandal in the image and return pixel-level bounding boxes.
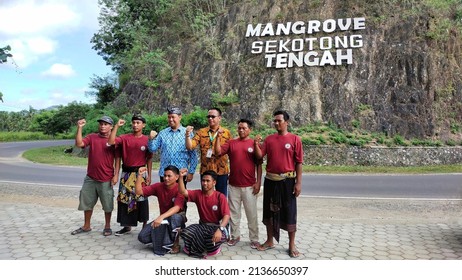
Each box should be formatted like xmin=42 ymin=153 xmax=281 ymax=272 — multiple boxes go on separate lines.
xmin=71 ymin=227 xmax=91 ymax=235
xmin=289 ymin=248 xmax=300 ymax=258
xmin=170 ymin=244 xmax=180 ymax=254
xmin=257 ymin=242 xmax=275 ymax=251
xmin=103 ymin=228 xmax=112 ymax=236
xmin=227 ymin=238 xmax=240 ymax=246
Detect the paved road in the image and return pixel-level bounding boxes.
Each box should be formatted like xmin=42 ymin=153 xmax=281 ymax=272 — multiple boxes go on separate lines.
xmin=1 ymin=140 xmax=462 ymax=199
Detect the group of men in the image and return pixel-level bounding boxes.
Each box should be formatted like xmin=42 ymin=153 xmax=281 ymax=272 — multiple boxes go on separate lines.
xmin=70 ymin=107 xmax=303 ymax=258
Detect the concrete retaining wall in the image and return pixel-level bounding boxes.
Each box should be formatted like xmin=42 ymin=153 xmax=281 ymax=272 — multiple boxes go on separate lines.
xmin=304 ymin=146 xmax=462 ymax=166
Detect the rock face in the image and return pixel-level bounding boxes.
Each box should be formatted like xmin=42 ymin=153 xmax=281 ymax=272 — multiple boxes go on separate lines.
xmin=126 ymin=0 xmax=462 ymax=141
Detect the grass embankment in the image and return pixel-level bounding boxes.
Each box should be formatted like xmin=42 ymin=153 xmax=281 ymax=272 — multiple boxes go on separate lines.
xmin=22 ymin=145 xmax=462 ymax=174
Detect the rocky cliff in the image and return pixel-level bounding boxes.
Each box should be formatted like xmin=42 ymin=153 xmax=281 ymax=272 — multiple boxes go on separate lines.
xmin=123 ymin=0 xmax=462 ymax=141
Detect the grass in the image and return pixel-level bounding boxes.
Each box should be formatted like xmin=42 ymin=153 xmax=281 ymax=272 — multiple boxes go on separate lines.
xmin=22 ymin=145 xmax=462 ymax=174
xmin=23 ymin=145 xmax=162 ymax=170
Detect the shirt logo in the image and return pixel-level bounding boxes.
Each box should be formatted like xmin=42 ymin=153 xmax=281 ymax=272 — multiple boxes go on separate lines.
xmin=285 ymin=143 xmax=291 ymax=149
xmin=247 ymin=147 xmax=254 ymax=153
xmin=141 ymin=146 xmax=146 ymax=151
xmin=212 ymin=205 xmax=218 ymax=211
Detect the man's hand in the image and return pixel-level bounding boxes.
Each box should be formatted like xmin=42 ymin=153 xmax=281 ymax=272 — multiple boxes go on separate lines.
xmin=116 ymin=119 xmax=126 ymax=127
xmin=212 ymin=229 xmax=222 ymax=243
xmin=254 ymin=134 xmax=262 ymax=144
xmin=111 ymin=175 xmax=118 ymax=186
xmin=179 ymin=168 xmax=188 ymax=177
xmin=149 ymin=130 xmax=157 ymax=140
xmin=77 ymin=119 xmax=86 ymax=127
xmin=152 ymin=216 xmax=163 ymax=228
xmin=293 ymin=181 xmax=302 ymax=197
xmin=138 ymin=167 xmax=147 ymax=175
xmin=185 ymin=126 xmax=194 ymax=136
xmin=252 ymin=182 xmax=261 ymax=195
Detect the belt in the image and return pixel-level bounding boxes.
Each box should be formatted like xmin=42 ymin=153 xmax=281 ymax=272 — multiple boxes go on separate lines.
xmin=122 ymin=165 xmax=144 ymax=172
xmin=266 ymin=171 xmax=296 ymax=181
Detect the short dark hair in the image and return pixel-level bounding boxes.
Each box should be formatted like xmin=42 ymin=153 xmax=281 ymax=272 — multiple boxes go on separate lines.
xmin=164 ymin=165 xmax=179 ymax=175
xmin=273 ymin=110 xmax=290 ymax=121
xmin=208 ymin=107 xmax=222 ymax=116
xmin=202 ymin=170 xmax=218 ymax=181
xmin=238 ymin=118 xmax=253 ymax=129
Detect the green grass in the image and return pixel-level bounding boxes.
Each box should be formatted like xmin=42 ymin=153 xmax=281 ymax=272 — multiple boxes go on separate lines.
xmin=22 ymin=146 xmax=88 ymax=166
xmin=22 ymin=146 xmax=462 ymax=174
xmin=0 ymin=131 xmax=69 ymax=142
xmin=22 ymin=145 xmax=161 ymax=170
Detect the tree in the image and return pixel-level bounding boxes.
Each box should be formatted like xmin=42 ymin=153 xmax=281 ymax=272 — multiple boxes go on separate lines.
xmin=86 ymin=74 xmax=119 ymax=109
xmin=1 ymin=45 xmax=13 ymax=102
xmin=0 ymin=45 xmax=12 ymax=64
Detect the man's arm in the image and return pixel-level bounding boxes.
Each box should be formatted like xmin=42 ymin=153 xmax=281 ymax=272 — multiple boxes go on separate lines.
xmin=213 ymin=130 xmax=224 ymax=156
xmin=185 ymin=126 xmax=200 ymax=150
xmin=212 ymin=214 xmax=230 ymax=243
xmin=253 ymin=163 xmax=262 ymax=195
xmin=253 ymin=135 xmax=263 ymax=159
xmin=135 ymin=167 xmax=148 ymax=196
xmin=146 ymin=157 xmax=153 ymax=186
xmin=147 ymin=130 xmax=158 ymax=153
xmin=186 ymin=147 xmax=198 ymax=182
xmin=75 ymin=119 xmax=86 ymax=148
xmin=112 ymin=155 xmax=121 ymax=186
xmin=108 ymin=119 xmax=124 ymax=145
xmin=151 ymin=205 xmax=181 ymax=228
xmin=293 ymin=162 xmax=302 ymax=197
xmin=178 ymin=168 xmax=189 ymax=198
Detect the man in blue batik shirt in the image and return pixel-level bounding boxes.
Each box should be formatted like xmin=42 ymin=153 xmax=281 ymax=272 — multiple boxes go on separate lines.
xmin=148 ymin=107 xmax=198 ymax=185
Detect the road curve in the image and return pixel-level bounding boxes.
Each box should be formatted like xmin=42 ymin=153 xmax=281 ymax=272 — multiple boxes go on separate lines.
xmin=1 ymin=140 xmax=462 ymax=200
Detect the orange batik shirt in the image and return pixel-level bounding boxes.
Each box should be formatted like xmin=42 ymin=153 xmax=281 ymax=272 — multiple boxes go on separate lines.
xmin=190 ymin=126 xmax=232 ymax=175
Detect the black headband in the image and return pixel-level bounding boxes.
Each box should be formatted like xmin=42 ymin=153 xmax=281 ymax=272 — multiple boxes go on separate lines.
xmin=132 ymin=114 xmax=146 ymax=123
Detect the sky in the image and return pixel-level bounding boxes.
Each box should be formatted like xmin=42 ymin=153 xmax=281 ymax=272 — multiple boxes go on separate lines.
xmin=0 ymin=0 xmax=113 ymax=112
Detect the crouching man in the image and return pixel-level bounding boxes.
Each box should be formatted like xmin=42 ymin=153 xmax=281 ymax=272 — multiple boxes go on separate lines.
xmin=135 ymin=166 xmax=186 ymax=255
xmin=178 ymin=168 xmax=230 ymax=258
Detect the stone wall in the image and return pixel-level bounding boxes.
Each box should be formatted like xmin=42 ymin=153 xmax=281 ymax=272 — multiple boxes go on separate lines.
xmin=304 ymin=146 xmax=462 ymax=166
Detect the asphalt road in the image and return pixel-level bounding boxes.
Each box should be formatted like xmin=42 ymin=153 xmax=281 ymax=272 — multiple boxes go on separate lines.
xmin=1 ymin=140 xmax=462 ymax=199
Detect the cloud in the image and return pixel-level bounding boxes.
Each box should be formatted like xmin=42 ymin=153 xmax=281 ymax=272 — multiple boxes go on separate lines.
xmin=41 ymin=63 xmax=76 ymax=78
xmin=0 ymin=0 xmax=100 ymax=68
xmin=0 ymin=1 xmax=80 ymax=36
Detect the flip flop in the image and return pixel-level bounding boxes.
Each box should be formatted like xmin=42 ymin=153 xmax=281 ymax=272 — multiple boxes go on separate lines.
xmin=71 ymin=227 xmax=91 ymax=235
xmin=257 ymin=243 xmax=275 ymax=251
xmin=103 ymin=228 xmax=112 ymax=236
xmin=289 ymin=249 xmax=300 ymax=258
xmin=170 ymin=244 xmax=180 ymax=254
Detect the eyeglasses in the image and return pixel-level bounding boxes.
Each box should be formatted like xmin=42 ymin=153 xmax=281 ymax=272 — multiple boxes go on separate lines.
xmin=207 ymin=115 xmax=218 ymax=119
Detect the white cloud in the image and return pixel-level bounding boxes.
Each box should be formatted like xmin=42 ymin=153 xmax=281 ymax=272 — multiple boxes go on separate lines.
xmin=0 ymin=1 xmax=80 ymax=36
xmin=6 ymin=37 xmax=57 ymax=67
xmin=0 ymin=0 xmax=100 ymax=68
xmin=41 ymin=63 xmax=76 ymax=78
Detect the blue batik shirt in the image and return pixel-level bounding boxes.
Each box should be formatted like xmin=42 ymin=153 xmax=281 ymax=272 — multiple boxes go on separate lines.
xmin=147 ymin=125 xmax=198 ymax=177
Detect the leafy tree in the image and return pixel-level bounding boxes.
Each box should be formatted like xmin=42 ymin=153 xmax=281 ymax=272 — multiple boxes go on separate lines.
xmin=1 ymin=45 xmax=13 ymax=102
xmin=29 ymin=102 xmax=92 ymax=135
xmin=86 ymin=74 xmax=119 ymax=109
xmin=48 ymin=102 xmax=92 ymax=135
xmin=0 ymin=45 xmax=12 ymax=64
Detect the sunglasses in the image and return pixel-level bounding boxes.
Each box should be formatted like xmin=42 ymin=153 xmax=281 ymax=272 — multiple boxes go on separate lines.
xmin=207 ymin=115 xmax=218 ymax=119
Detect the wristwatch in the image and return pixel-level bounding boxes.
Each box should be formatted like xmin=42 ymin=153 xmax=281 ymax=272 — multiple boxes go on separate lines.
xmin=219 ymin=226 xmax=225 ymax=231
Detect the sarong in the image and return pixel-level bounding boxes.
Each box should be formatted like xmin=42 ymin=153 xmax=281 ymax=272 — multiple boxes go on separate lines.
xmin=117 ymin=168 xmax=145 ymax=213
xmin=181 ymin=223 xmax=228 ymax=258
xmin=138 ymin=213 xmax=185 ymax=255
xmin=262 ymin=177 xmax=297 ymax=242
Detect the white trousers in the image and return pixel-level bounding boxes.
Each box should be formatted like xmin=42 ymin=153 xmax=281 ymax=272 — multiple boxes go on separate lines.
xmin=228 ymin=185 xmax=259 ymax=242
